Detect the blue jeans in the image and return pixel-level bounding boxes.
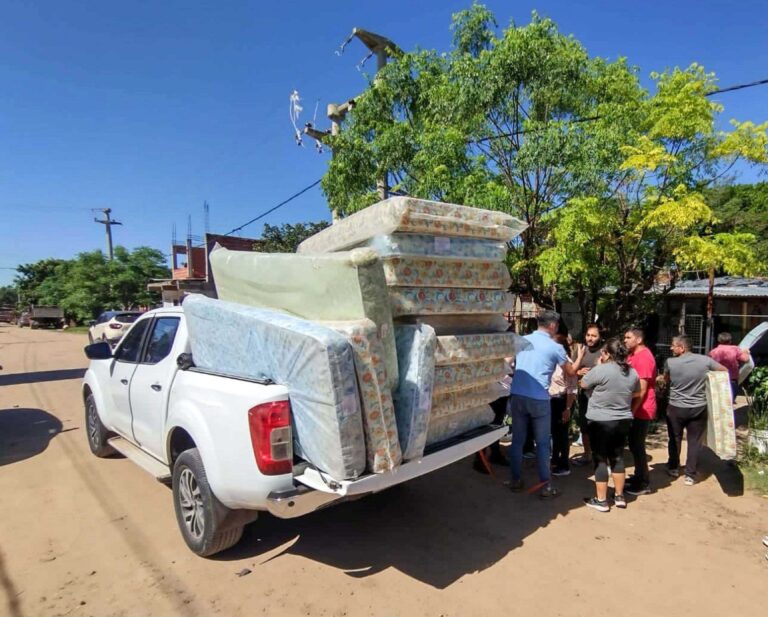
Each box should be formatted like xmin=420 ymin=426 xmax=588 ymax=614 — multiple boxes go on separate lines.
xmin=509 ymin=395 xmax=552 ymax=485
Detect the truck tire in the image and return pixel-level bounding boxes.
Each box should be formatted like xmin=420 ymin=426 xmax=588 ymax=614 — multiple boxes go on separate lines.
xmin=85 ymin=393 xmax=115 ymax=457
xmin=30 ymin=321 xmax=39 ymax=329
xmin=172 ymin=448 xmax=244 ymax=557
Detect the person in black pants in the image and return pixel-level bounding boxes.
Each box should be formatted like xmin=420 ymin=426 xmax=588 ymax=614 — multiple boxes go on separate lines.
xmin=579 ymin=338 xmax=641 ymax=511
xmin=549 ymin=323 xmax=577 ymax=475
xmin=664 ymin=335 xmax=728 ymax=484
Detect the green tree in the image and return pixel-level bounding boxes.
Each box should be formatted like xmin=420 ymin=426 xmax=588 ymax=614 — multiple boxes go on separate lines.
xmin=13 ymin=247 xmax=169 ymax=323
xmin=259 ymin=221 xmax=331 ymax=253
xmin=0 ymin=286 xmax=17 ymax=306
xmin=321 ymin=5 xmax=646 ymax=302
xmin=706 ymin=183 xmax=768 ymax=265
xmin=539 ymin=65 xmax=767 ymax=327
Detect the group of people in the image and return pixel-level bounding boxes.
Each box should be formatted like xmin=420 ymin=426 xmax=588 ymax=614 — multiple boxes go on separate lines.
xmin=478 ymin=310 xmax=748 ymax=512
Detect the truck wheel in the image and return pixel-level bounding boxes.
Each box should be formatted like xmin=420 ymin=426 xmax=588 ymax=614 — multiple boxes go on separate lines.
xmin=30 ymin=321 xmax=39 ymax=329
xmin=172 ymin=448 xmax=244 ymax=557
xmin=85 ymin=394 xmax=115 ymax=457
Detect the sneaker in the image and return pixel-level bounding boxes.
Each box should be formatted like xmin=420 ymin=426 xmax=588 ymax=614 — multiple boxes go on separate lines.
xmin=626 ymin=484 xmax=651 ymax=496
xmin=667 ymin=467 xmax=680 ymax=478
xmin=571 ymin=455 xmax=591 ymax=467
xmin=613 ymin=494 xmax=627 ymax=509
xmin=584 ymin=497 xmax=610 ymax=512
xmin=762 ymin=535 xmax=768 ymax=548
xmin=539 ymin=486 xmax=562 ymax=499
xmin=523 ymin=451 xmax=536 ymax=459
xmin=505 ymin=479 xmax=524 ymax=492
xmin=499 ymin=434 xmax=512 ymax=445
xmin=551 ymin=467 xmax=571 ymax=477
xmin=684 ymin=475 xmax=695 ymax=486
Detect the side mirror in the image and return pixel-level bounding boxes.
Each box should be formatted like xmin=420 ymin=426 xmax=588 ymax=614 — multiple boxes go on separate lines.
xmin=84 ymin=342 xmax=112 ymax=360
xmin=88 ymin=320 xmax=96 ymax=327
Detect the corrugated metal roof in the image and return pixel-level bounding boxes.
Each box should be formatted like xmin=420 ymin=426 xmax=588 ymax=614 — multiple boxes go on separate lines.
xmin=665 ymin=276 xmax=768 ymax=298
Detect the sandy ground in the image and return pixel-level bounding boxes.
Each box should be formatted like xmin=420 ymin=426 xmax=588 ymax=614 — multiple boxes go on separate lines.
xmin=0 ymin=322 xmax=766 ymax=617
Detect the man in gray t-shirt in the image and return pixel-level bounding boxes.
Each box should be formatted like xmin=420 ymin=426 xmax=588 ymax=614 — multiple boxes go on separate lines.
xmin=663 ymin=334 xmax=727 ymax=484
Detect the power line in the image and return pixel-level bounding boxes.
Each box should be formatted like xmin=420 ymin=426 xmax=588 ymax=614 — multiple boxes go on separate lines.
xmin=221 ymin=179 xmax=322 ymax=237
xmin=473 ymin=76 xmax=768 ymax=144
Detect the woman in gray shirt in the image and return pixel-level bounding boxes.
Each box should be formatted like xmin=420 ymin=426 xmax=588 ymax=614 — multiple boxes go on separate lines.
xmin=580 ymin=338 xmax=641 ymax=512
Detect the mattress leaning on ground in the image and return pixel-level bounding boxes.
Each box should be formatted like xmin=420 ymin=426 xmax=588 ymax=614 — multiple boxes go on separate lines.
xmin=297 ymin=197 xmax=528 ymax=254
xmin=705 ymin=371 xmax=737 ymax=460
xmin=209 ymin=245 xmax=398 ymax=389
xmin=183 ymin=294 xmax=366 ymax=480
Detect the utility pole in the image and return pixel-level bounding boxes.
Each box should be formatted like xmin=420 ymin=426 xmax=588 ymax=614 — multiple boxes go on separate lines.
xmin=304 ymin=28 xmax=401 ymax=220
xmin=94 ymin=208 xmax=122 ymax=260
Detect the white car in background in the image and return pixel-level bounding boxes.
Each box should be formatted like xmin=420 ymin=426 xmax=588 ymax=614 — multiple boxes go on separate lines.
xmin=88 ymin=311 xmax=143 ymax=345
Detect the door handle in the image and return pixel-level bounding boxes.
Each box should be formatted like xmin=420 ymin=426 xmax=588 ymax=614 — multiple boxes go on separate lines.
xmin=120 ymin=379 xmax=128 ymax=385
xmin=151 ymin=383 xmax=162 ymax=392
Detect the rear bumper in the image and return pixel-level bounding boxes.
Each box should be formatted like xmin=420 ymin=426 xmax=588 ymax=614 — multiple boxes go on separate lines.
xmin=266 ymin=425 xmax=506 ymax=519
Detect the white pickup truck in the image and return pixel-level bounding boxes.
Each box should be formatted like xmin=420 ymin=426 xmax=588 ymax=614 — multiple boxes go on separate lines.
xmin=82 ymin=307 xmax=506 ymax=557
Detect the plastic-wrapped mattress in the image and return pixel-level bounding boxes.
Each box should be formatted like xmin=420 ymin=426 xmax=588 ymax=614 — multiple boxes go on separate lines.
xmin=433 ymin=359 xmax=509 ymax=394
xmin=705 ymin=371 xmax=737 ymax=460
xmin=210 ymin=246 xmax=398 ymax=389
xmin=389 ymin=287 xmax=513 ymax=317
xmin=432 ymin=383 xmax=508 ymax=418
xmin=395 ymin=314 xmax=512 ymax=335
xmin=434 ymin=332 xmax=530 ymax=366
xmin=426 ymin=405 xmax=495 ymax=447
xmin=297 ymin=197 xmax=527 ymax=254
xmin=183 ymin=294 xmax=366 ymax=480
xmin=359 ymin=233 xmax=510 ymax=261
xmin=381 ymin=256 xmax=511 ymax=289
xmin=392 ymin=324 xmax=437 ymax=461
xmin=326 ymin=320 xmax=402 ymax=473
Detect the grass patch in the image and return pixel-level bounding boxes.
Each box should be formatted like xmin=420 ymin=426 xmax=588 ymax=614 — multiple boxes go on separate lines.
xmin=60 ymin=326 xmax=90 ymax=334
xmin=740 ymin=446 xmax=768 ymax=496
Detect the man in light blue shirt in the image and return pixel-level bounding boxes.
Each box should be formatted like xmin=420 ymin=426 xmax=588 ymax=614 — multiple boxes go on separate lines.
xmin=509 ymin=310 xmax=585 ymax=497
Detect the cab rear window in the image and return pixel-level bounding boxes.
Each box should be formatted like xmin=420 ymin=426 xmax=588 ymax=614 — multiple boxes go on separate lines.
xmin=115 ymin=314 xmax=140 ymax=324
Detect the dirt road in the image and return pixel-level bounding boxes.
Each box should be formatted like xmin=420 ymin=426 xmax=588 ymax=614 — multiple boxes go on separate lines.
xmin=0 ymin=323 xmax=766 ymax=617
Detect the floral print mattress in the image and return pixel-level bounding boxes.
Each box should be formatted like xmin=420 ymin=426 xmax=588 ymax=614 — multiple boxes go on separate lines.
xmin=297 ymin=197 xmax=527 ymax=254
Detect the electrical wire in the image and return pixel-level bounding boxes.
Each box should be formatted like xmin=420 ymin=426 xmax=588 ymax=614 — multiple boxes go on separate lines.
xmin=220 ymin=179 xmax=322 ymax=237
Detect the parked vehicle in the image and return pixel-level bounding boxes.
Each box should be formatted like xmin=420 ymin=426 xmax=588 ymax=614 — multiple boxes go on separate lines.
xmin=82 ymin=307 xmax=504 ymax=557
xmin=25 ymin=306 xmax=65 ymax=329
xmin=0 ymin=307 xmax=16 ymax=323
xmin=88 ymin=310 xmax=143 ymax=345
xmin=17 ymin=312 xmax=31 ymax=327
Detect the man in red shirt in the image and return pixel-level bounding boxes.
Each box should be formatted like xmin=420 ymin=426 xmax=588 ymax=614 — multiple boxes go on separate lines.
xmin=709 ymin=332 xmax=750 ymax=402
xmin=624 ymin=327 xmax=657 ymax=496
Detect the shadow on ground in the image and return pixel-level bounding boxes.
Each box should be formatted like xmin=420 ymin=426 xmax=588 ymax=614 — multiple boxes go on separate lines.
xmin=215 ymin=456 xmax=599 ymax=588
xmin=0 ymin=408 xmax=62 ymax=466
xmin=0 ymin=368 xmax=86 ymax=387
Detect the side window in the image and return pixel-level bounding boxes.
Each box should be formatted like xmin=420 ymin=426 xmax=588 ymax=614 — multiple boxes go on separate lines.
xmin=114 ymin=318 xmax=151 ymax=363
xmin=143 ymin=317 xmax=180 ymax=364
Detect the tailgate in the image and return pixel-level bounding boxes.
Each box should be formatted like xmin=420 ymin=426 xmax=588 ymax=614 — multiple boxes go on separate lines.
xmin=295 ymin=425 xmax=507 ymax=497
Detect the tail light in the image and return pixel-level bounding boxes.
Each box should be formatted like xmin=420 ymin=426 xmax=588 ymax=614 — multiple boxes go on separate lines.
xmin=109 ymin=323 xmax=123 ymax=330
xmin=248 ymin=401 xmax=293 ymax=475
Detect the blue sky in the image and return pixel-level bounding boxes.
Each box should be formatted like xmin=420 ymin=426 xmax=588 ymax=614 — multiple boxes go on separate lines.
xmin=1 ymin=0 xmax=767 ymax=286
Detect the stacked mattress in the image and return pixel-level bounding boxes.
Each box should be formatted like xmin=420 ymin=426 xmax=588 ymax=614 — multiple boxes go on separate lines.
xmin=299 ymin=196 xmax=528 ymax=453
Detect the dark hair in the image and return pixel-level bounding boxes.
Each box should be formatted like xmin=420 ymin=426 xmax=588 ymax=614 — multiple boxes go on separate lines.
xmin=603 ymin=337 xmax=631 ymax=376
xmin=626 ymin=327 xmax=644 ymax=341
xmin=672 ymin=334 xmax=692 ymax=351
xmin=717 ymin=332 xmax=732 ymax=344
xmin=537 ymin=310 xmax=561 ymax=328
xmin=585 ymin=323 xmax=601 ymax=334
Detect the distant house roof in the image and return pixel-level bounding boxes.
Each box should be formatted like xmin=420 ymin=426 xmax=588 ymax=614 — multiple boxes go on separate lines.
xmin=666 ymin=276 xmax=768 ymax=298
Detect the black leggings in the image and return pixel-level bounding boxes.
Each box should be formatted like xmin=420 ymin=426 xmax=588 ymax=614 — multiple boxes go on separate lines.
xmin=588 ymin=419 xmax=632 ymax=482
